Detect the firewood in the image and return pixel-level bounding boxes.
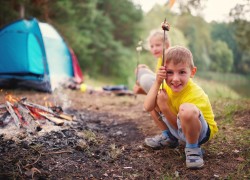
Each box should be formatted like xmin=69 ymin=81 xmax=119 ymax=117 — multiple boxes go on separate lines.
xmin=58 ymin=113 xmax=73 ymax=121
xmin=16 ymin=103 xmax=40 ymax=133
xmin=38 ymin=112 xmax=64 ymax=126
xmin=0 ymin=111 xmax=9 ymax=122
xmin=0 ymin=104 xmax=6 ymax=109
xmin=21 ymin=101 xmax=54 ymax=114
xmin=6 ymin=101 xmax=21 ymax=128
xmin=21 ymin=101 xmax=68 ymax=120
xmin=0 ymin=104 xmax=7 ymax=115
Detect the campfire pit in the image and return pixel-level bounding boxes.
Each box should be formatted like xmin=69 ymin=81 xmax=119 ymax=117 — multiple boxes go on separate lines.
xmin=0 ymin=95 xmax=75 ymax=139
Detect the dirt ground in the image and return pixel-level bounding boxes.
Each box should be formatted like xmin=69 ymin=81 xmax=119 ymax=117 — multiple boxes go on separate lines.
xmin=0 ymin=89 xmax=249 ymax=179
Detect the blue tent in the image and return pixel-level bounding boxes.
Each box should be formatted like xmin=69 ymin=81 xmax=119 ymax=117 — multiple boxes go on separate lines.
xmin=0 ymin=18 xmax=82 ymax=92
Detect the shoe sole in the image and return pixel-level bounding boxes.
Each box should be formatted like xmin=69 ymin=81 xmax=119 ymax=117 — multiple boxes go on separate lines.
xmin=143 ymin=143 xmax=164 ymax=150
xmin=186 ymin=163 xmax=204 ymax=169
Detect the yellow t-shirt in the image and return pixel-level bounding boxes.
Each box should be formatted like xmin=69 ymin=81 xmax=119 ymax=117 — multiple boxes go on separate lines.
xmin=163 ymin=79 xmax=218 ymax=139
xmin=156 ymin=57 xmax=167 ymax=89
xmin=156 ymin=57 xmax=163 ymax=72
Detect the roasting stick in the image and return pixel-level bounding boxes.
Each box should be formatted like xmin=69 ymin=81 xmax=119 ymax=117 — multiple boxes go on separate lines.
xmin=156 ymin=20 xmax=171 ymax=121
xmin=135 ymin=41 xmax=143 ymax=99
xmin=161 ymin=18 xmax=170 ymax=89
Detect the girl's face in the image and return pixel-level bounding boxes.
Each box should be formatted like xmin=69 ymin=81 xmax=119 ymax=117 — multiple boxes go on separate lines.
xmin=165 ymin=61 xmax=196 ymax=92
xmin=149 ymin=37 xmax=163 ymax=58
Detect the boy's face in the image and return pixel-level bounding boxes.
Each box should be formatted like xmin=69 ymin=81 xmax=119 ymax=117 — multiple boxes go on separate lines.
xmin=165 ymin=61 xmax=196 ymax=92
xmin=149 ymin=37 xmax=163 ymax=58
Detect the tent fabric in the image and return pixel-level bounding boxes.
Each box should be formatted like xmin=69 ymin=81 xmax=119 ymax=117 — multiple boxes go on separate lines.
xmin=0 ymin=18 xmax=83 ymax=92
xmin=70 ymin=48 xmax=84 ymax=84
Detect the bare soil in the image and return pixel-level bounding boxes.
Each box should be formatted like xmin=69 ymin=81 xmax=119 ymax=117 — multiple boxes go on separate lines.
xmin=0 ymin=89 xmax=249 ymax=179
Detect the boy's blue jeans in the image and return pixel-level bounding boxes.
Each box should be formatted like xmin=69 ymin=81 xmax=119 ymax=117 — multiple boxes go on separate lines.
xmin=162 ymin=111 xmax=210 ymax=145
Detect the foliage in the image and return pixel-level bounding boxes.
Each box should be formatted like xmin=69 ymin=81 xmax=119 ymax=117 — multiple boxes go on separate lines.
xmin=1 ymin=0 xmax=250 ymax=87
xmin=209 ymin=40 xmax=233 ymax=72
xmin=0 ymin=0 xmax=143 ymax=84
xmin=197 ymin=71 xmax=250 ymax=98
xmin=141 ymin=4 xmax=188 ymax=47
xmin=229 ymin=0 xmax=250 ymax=74
xmin=176 ymin=13 xmax=211 ymax=70
xmin=177 ymin=0 xmax=208 ymax=14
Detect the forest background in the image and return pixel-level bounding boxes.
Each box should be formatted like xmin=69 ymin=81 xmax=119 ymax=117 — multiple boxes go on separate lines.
xmin=0 ymin=0 xmax=249 ymax=98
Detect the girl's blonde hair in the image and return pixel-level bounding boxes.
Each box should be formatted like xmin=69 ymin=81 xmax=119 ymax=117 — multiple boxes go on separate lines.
xmin=144 ymin=29 xmax=171 ymax=50
xmin=165 ymin=45 xmax=195 ymax=69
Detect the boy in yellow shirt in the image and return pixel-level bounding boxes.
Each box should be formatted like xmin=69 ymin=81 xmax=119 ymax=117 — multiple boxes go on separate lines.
xmin=144 ymin=45 xmax=218 ymax=169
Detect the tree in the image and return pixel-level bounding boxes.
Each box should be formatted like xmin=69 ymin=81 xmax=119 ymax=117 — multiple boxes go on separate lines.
xmin=209 ymin=40 xmax=234 ymax=72
xmin=98 ymin=0 xmax=143 ymax=47
xmin=229 ymin=0 xmax=250 ymax=74
xmin=176 ymin=14 xmax=211 ymax=70
xmin=210 ymin=22 xmax=240 ymax=72
xmin=0 ymin=0 xmax=144 ymax=83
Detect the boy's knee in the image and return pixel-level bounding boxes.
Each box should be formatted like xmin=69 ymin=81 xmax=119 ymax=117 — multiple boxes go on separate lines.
xmin=179 ymin=103 xmax=199 ymax=121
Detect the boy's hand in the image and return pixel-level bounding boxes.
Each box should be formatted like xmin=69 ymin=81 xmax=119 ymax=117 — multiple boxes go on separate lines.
xmin=156 ymin=66 xmax=167 ymax=84
xmin=157 ymin=89 xmax=170 ymax=110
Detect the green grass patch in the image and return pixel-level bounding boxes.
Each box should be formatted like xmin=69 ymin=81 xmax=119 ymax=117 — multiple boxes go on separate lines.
xmin=193 ymin=77 xmax=240 ymax=101
xmin=197 ymin=71 xmax=250 ymax=98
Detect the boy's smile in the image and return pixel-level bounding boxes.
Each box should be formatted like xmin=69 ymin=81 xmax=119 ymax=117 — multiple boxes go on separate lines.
xmin=165 ymin=61 xmax=196 ymax=92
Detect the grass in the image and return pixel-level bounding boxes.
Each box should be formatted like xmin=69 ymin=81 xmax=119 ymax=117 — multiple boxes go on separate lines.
xmin=197 ymin=71 xmax=250 ymax=98
xmin=109 ymin=144 xmax=122 ymax=159
xmin=193 ymin=77 xmax=240 ymax=101
xmin=208 ymin=98 xmax=250 ymax=179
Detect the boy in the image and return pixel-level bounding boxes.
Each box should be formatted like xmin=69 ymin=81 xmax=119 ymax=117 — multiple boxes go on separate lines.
xmin=144 ymin=45 xmax=218 ymax=169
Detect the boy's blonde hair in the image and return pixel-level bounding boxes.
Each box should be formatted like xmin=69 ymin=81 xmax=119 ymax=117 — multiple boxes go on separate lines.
xmin=165 ymin=45 xmax=195 ymax=69
xmin=144 ymin=29 xmax=171 ymax=50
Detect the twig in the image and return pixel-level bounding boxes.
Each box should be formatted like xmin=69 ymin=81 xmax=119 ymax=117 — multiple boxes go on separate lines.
xmin=24 ymin=152 xmax=42 ymax=168
xmin=42 ymin=150 xmax=73 ymax=155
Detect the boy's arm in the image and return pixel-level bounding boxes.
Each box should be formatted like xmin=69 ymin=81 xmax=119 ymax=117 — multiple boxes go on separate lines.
xmin=144 ymin=80 xmax=161 ymax=111
xmin=144 ymin=66 xmax=166 ymax=112
xmin=157 ymin=89 xmax=178 ymax=129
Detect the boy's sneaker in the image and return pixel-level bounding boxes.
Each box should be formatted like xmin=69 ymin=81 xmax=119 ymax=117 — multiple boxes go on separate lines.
xmin=144 ymin=134 xmax=179 ymax=149
xmin=185 ymin=147 xmax=204 ymax=169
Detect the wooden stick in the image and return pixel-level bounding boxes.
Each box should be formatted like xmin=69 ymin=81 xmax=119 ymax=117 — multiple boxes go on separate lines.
xmin=16 ymin=103 xmax=40 ymax=133
xmin=0 ymin=111 xmax=9 ymax=122
xmin=6 ymin=101 xmax=21 ymax=128
xmin=58 ymin=113 xmax=73 ymax=121
xmin=22 ymin=101 xmax=73 ymax=121
xmin=38 ymin=112 xmax=64 ymax=126
xmin=22 ymin=101 xmax=54 ymax=114
xmin=0 ymin=104 xmax=6 ymax=109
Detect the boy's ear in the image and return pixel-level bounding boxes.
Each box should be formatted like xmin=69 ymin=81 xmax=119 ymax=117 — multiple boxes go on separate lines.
xmin=190 ymin=67 xmax=197 ymax=78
